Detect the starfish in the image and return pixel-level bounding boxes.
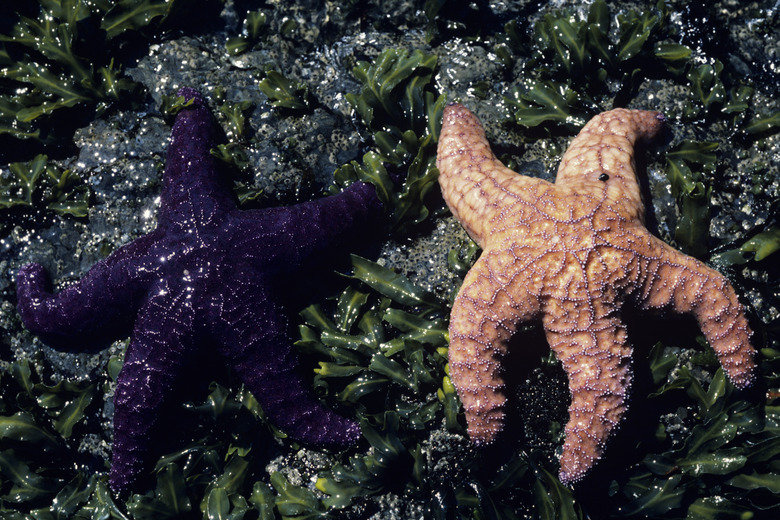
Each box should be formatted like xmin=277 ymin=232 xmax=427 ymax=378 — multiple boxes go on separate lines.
xmin=16 ymin=87 xmax=383 ymax=492
xmin=436 ymin=103 xmax=757 ymax=484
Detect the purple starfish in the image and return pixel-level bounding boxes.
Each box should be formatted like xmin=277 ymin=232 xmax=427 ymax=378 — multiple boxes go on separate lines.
xmin=16 ymin=87 xmax=382 ymax=492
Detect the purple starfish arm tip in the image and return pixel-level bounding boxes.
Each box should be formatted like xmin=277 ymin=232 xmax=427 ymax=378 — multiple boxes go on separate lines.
xmin=176 ymin=86 xmax=204 ymax=103
xmin=16 ymin=88 xmax=382 ymax=492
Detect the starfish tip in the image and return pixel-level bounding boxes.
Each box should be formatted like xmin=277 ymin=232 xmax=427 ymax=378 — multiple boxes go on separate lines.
xmin=558 ymin=469 xmax=585 ymax=486
xmin=176 ymin=86 xmax=205 ymax=106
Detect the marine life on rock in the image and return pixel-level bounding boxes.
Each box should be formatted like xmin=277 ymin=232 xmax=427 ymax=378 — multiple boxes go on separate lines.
xmin=436 ymin=103 xmax=757 ymax=485
xmin=15 ymin=87 xmax=384 ymax=493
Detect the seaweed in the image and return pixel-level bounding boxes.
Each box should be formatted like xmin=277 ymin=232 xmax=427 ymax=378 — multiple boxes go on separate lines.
xmin=226 ymin=9 xmax=268 ymax=56
xmin=333 ymin=48 xmax=446 ymax=234
xmin=503 ymin=80 xmax=588 ymax=132
xmin=257 ymin=68 xmax=313 ymax=112
xmin=744 ymin=109 xmax=780 ymax=136
xmin=0 ymin=355 xmax=104 ymax=516
xmin=502 ymin=0 xmax=680 ymax=131
xmin=604 ymin=344 xmax=780 ymax=518
xmin=0 ymin=153 xmax=91 ymax=233
xmin=218 ymin=99 xmax=254 ymax=141
xmin=730 ymin=228 xmax=780 ymax=262
xmin=664 ymin=141 xmax=718 ymax=258
xmin=714 ymin=215 xmax=780 ymax=266
xmin=0 ymin=1 xmax=181 ymax=153
xmin=345 ymin=48 xmax=442 ymax=158
xmin=684 ymin=61 xmax=727 ymax=118
xmin=500 ymin=0 xmax=757 ymax=133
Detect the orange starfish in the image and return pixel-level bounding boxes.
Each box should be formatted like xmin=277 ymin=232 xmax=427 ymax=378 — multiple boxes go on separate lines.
xmin=436 ymin=104 xmax=757 ymax=484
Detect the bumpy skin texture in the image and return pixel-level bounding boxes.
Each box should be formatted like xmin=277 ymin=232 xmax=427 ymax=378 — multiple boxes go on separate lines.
xmin=436 ymin=103 xmax=756 ymax=485
xmin=16 ymin=88 xmax=382 ymax=492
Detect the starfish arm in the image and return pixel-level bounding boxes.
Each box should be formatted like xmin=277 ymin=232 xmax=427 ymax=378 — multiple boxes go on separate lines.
xmin=211 ymin=280 xmax=360 ymax=446
xmin=436 ymin=103 xmax=549 ymax=247
xmin=555 ymin=108 xmax=665 ymax=221
xmin=229 ymin=180 xmax=383 ymax=269
xmin=109 ymin=282 xmax=196 ymax=492
xmin=157 ymin=87 xmax=235 ymax=228
xmin=15 ymin=232 xmax=161 ymax=349
xmin=633 ymin=236 xmax=756 ymax=388
xmin=543 ymin=310 xmax=632 ymax=484
xmin=448 ymin=247 xmax=541 ymax=444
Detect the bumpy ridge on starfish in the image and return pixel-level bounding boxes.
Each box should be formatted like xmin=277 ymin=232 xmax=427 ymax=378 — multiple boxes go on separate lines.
xmin=16 ymin=87 xmax=384 ymax=492
xmin=436 ymin=103 xmax=756 ymax=485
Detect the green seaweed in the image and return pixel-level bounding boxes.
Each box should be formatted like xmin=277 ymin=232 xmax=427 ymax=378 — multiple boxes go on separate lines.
xmin=332 ymin=143 xmax=440 ymax=235
xmin=500 ymin=0 xmax=755 ymax=133
xmin=344 ymin=47 xmax=445 ymax=168
xmin=684 ymin=61 xmax=727 ymax=118
xmin=226 ymin=9 xmax=268 ymax=56
xmin=503 ymin=80 xmax=588 ymax=131
xmin=158 ymin=92 xmax=195 ymax=118
xmin=346 ymin=48 xmax=438 ymax=140
xmin=218 ymin=99 xmax=254 ymax=141
xmin=733 ymin=228 xmax=780 ymax=262
xmin=744 ymin=110 xmax=780 ymax=135
xmin=0 ymin=153 xmax=91 ymax=232
xmin=503 ymin=0 xmax=679 ymax=130
xmin=0 ymin=356 xmax=101 ymax=514
xmin=332 ymin=47 xmax=445 ymax=233
xmin=664 ymin=140 xmax=718 ymax=258
xmin=0 ymin=0 xmax=196 ymax=149
xmin=447 ymin=238 xmax=481 ymax=279
xmin=257 ymin=68 xmax=312 ymax=112
xmin=606 ymin=343 xmax=780 ymax=518
xmin=714 ymin=225 xmax=780 ymax=265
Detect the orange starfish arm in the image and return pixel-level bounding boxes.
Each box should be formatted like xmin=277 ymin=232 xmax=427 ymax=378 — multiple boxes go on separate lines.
xmin=436 ymin=103 xmax=549 ymax=247
xmin=448 ymin=248 xmax=541 ymax=443
xmin=542 ymin=308 xmax=632 ymax=484
xmin=634 ymin=236 xmax=756 ymax=388
xmin=555 ymin=108 xmax=666 ymax=221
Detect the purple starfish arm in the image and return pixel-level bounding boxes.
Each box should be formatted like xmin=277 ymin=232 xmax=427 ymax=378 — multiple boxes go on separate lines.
xmin=229 ymin=181 xmax=382 ymax=270
xmin=210 ymin=278 xmax=360 ymax=443
xmin=109 ymin=279 xmax=197 ymax=492
xmin=15 ymin=232 xmax=162 ymax=349
xmin=158 ymin=87 xmax=235 ymax=230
